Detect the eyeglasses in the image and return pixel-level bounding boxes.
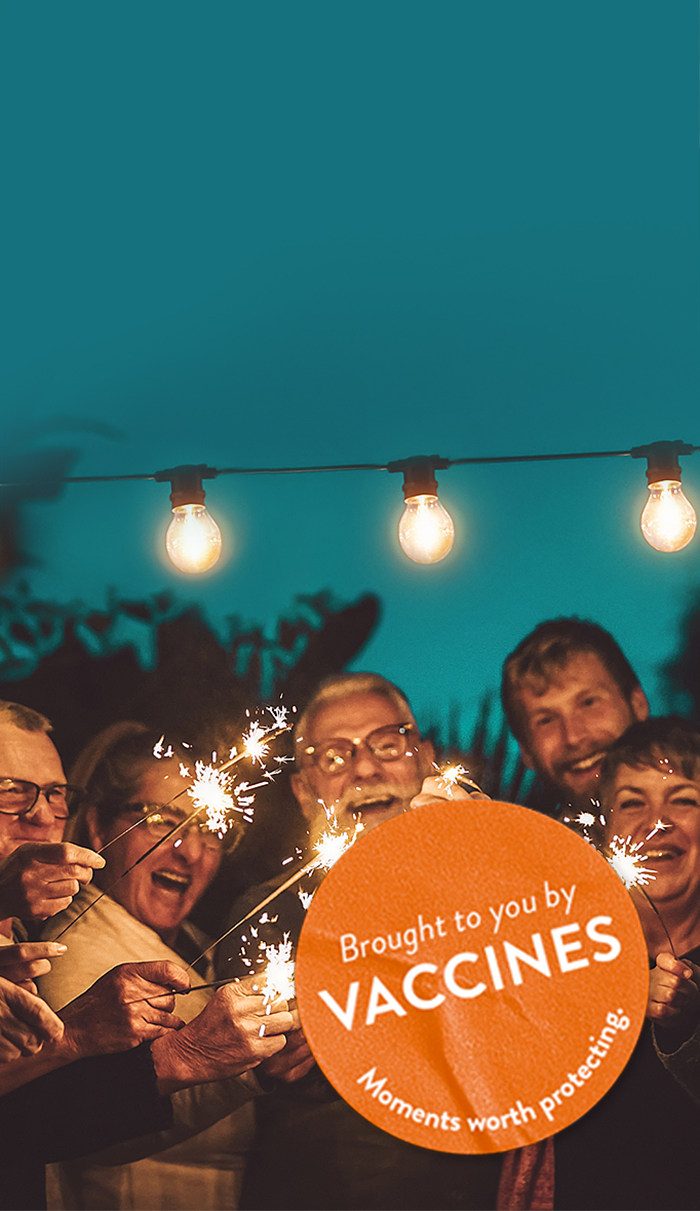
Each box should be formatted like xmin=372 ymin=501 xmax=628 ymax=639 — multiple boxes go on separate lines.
xmin=299 ymin=723 xmax=419 ymax=777
xmin=0 ymin=779 xmax=83 ymax=820
xmin=122 ymin=803 xmax=224 ymax=851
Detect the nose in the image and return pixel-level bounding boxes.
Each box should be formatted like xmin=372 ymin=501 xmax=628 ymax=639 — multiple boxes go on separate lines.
xmin=560 ymin=711 xmax=590 ymax=751
xmin=23 ymin=792 xmax=58 ymax=829
xmin=350 ymin=741 xmax=385 ymax=781
xmin=172 ymin=824 xmax=206 ymax=861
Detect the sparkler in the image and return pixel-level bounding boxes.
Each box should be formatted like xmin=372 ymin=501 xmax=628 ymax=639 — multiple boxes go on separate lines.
xmin=51 ymin=711 xmax=292 ymax=940
xmin=602 ymin=834 xmax=675 ymax=956
xmin=312 ymin=817 xmax=363 ymax=870
xmin=434 ymin=762 xmax=485 ymax=798
xmin=646 ymin=819 xmax=671 ymax=841
xmin=185 ymin=817 xmax=362 ymax=972
xmin=605 ymin=835 xmax=657 ymax=889
xmin=123 ymin=959 xmax=294 ymax=1007
xmin=261 ymin=934 xmax=296 ymax=1003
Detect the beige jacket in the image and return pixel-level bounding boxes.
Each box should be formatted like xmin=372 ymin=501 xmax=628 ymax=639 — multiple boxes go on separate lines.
xmin=39 ymin=886 xmax=258 ymax=1211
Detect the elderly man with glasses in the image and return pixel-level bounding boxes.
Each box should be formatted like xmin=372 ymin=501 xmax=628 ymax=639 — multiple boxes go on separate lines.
xmin=215 ymin=672 xmax=502 ymax=1211
xmin=0 ymin=703 xmax=102 ymax=941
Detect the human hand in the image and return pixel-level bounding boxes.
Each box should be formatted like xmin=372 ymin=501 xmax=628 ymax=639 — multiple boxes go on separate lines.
xmin=0 ymin=842 xmax=105 ymax=921
xmin=0 ymin=941 xmax=69 ymax=994
xmin=151 ymin=974 xmax=294 ymax=1093
xmin=259 ymin=1008 xmax=315 ymax=1083
xmin=0 ymin=975 xmax=64 ymax=1062
xmin=410 ymin=774 xmax=487 ymax=810
xmin=647 ymin=952 xmax=700 ymax=1026
xmin=57 ymin=960 xmax=189 ymax=1061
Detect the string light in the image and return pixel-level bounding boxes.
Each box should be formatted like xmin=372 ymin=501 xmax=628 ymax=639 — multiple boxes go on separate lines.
xmin=156 ymin=465 xmax=223 ymax=574
xmin=388 ymin=455 xmax=455 ymax=564
xmin=2 ymin=440 xmax=697 ymax=571
xmin=631 ymin=441 xmax=697 ymax=553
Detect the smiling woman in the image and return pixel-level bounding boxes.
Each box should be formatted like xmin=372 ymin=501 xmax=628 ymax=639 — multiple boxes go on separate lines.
xmin=37 ymin=722 xmax=253 ymax=1211
xmin=601 ymin=716 xmax=700 ymax=958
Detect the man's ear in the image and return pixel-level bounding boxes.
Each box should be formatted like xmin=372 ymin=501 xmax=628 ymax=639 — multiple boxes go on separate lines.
xmin=518 ymin=743 xmax=536 ymax=772
xmin=631 ymin=686 xmax=650 ymax=723
xmin=291 ymin=772 xmax=316 ymax=825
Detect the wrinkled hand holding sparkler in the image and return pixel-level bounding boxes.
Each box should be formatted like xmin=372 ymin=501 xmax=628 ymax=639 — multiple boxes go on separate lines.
xmin=410 ymin=762 xmax=487 ymax=809
xmin=50 ymin=709 xmax=292 ymax=941
xmin=260 ymin=935 xmax=296 ymax=1003
xmin=126 ymin=937 xmax=298 ymax=1009
xmin=253 ymin=935 xmax=296 ymax=1036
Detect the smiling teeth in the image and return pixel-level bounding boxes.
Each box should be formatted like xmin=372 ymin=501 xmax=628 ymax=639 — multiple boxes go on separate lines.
xmin=570 ymin=754 xmax=605 ymax=772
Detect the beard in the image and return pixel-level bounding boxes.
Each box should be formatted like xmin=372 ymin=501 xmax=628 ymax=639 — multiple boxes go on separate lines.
xmin=315 ymin=779 xmax=422 ymax=829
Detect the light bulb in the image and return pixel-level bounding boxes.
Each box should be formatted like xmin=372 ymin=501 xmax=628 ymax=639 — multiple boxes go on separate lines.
xmin=641 ymin=480 xmax=697 ymax=553
xmin=165 ymin=504 xmax=223 ymax=573
xmin=398 ymin=494 xmax=455 ymax=563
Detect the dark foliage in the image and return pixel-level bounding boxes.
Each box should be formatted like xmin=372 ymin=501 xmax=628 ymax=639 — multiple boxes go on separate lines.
xmin=664 ymin=593 xmax=700 ymax=723
xmin=0 ymin=586 xmax=381 ymax=931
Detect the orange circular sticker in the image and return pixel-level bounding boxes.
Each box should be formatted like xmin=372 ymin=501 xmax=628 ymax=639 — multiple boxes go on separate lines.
xmin=295 ymin=800 xmax=649 ymax=1153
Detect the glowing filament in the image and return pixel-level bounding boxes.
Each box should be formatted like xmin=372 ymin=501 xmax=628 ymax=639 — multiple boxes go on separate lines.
xmin=165 ymin=504 xmax=223 ymax=573
xmin=641 ymin=481 xmax=697 ymax=553
xmin=399 ymin=494 xmax=455 ymax=564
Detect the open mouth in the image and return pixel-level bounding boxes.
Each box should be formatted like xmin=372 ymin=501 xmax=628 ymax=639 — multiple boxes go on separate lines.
xmin=567 ymin=752 xmax=606 ymax=775
xmin=643 ymin=847 xmax=683 ymax=862
xmin=151 ymin=870 xmax=191 ymax=895
xmin=351 ymin=797 xmax=395 ymax=815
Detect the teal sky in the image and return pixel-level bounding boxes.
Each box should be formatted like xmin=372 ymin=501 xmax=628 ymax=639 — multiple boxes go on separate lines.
xmin=2 ymin=2 xmax=698 ymax=741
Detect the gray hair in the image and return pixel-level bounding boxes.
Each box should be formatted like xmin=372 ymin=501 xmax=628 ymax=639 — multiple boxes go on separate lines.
xmin=293 ymin=672 xmax=418 ymax=751
xmin=0 ymin=700 xmax=52 ymax=733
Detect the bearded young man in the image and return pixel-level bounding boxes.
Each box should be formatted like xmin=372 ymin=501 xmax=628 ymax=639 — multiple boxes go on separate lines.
xmin=501 ymin=618 xmax=649 ymax=821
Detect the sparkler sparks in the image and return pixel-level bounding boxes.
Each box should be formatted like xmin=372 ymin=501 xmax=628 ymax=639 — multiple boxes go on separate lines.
xmin=53 ymin=710 xmax=293 ymax=940
xmin=187 ymin=761 xmax=237 ymax=837
xmin=576 ymin=811 xmax=597 ymax=828
xmin=266 ymin=705 xmax=289 ymax=730
xmin=312 ymin=819 xmax=363 ymax=871
xmin=605 ymin=835 xmax=657 ymax=889
xmin=242 ymin=721 xmax=271 ymax=766
xmin=261 ymin=934 xmax=296 ymax=1003
xmin=646 ymin=819 xmax=671 ymax=841
xmin=184 ymin=821 xmax=361 ymax=972
xmin=434 ymin=762 xmax=484 ymax=798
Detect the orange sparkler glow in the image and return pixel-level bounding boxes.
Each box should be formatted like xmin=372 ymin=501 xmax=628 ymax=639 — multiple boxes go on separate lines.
xmin=434 ymin=762 xmax=484 ymax=798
